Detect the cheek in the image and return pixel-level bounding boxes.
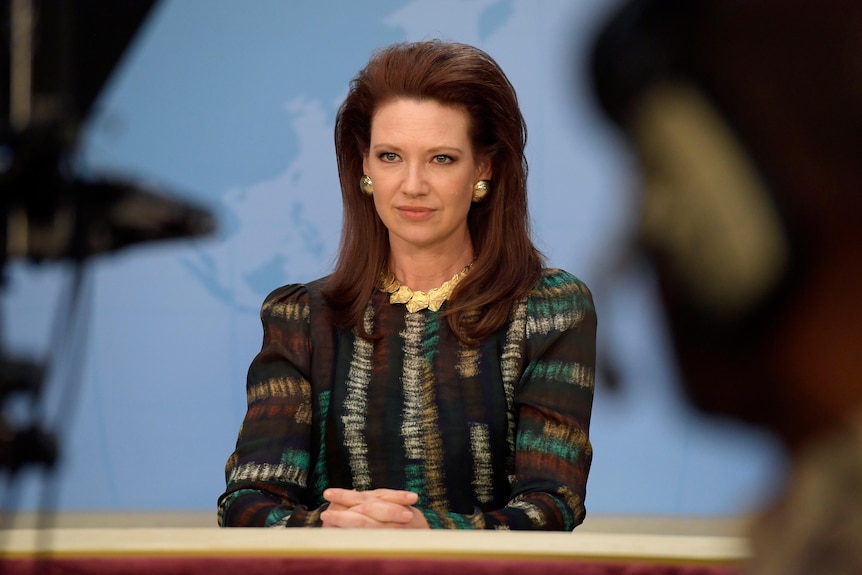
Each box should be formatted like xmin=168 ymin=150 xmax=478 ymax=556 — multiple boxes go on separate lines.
xmin=452 ymin=188 xmax=474 ymax=214
xmin=371 ymin=193 xmax=388 ymax=220
xmin=453 ymin=176 xmax=476 ymax=203
xmin=369 ymin=173 xmax=398 ymax=200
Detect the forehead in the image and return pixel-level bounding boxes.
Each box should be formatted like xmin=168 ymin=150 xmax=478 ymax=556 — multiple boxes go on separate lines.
xmin=370 ymin=98 xmax=472 ymax=142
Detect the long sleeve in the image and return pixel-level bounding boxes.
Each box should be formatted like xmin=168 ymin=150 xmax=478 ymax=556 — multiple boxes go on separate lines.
xmin=218 ymin=284 xmax=325 ymax=527
xmin=500 ymin=271 xmax=595 ymax=529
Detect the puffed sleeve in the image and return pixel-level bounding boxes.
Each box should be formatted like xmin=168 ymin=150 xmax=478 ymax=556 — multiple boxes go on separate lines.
xmin=217 ymin=284 xmax=325 ymax=527
xmin=487 ymin=269 xmax=596 ymax=530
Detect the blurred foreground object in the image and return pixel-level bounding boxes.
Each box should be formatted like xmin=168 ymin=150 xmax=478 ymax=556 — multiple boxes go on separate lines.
xmin=590 ymin=1 xmax=862 ymax=574
xmin=1 ymin=0 xmax=215 ymax=265
xmin=1 ymin=0 xmax=214 ymax=476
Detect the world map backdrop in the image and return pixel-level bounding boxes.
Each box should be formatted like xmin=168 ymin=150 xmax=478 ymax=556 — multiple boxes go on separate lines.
xmin=2 ymin=0 xmax=782 ymax=516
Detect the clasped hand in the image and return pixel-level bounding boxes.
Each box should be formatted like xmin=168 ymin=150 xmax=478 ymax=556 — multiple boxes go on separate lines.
xmin=320 ymin=488 xmax=430 ymax=529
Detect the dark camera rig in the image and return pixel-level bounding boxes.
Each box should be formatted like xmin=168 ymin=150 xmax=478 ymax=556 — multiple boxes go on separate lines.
xmin=1 ymin=0 xmax=215 ymax=477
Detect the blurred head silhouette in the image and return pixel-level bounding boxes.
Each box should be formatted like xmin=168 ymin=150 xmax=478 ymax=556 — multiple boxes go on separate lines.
xmin=590 ymin=0 xmax=862 ymax=453
xmin=590 ymin=3 xmax=862 ymax=571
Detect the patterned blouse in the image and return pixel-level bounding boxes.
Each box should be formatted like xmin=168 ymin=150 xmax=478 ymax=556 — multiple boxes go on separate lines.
xmin=218 ymin=268 xmax=596 ymax=530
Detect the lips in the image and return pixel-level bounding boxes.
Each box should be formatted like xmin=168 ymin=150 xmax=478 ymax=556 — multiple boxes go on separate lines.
xmin=397 ymin=206 xmax=436 ymax=221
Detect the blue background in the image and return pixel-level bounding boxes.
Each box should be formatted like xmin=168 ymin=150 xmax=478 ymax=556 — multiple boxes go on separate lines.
xmin=2 ymin=0 xmax=783 ymax=517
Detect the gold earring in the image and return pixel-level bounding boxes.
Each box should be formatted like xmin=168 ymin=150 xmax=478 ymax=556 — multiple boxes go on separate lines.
xmin=472 ymin=180 xmax=490 ymax=203
xmin=360 ymin=175 xmax=374 ymax=195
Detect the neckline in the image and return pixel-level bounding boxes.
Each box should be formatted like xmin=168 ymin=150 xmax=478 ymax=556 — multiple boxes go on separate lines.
xmin=379 ymin=262 xmax=473 ymax=313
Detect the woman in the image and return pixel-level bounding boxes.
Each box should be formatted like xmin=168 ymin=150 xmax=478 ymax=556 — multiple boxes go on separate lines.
xmin=218 ymin=41 xmax=596 ymax=530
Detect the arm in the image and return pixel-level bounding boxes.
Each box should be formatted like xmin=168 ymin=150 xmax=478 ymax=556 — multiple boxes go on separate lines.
xmin=217 ymin=285 xmax=324 ymax=527
xmin=496 ymin=272 xmax=596 ymax=530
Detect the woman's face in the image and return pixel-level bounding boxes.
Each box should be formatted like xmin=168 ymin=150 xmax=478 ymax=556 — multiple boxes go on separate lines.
xmin=363 ymin=98 xmax=491 ymax=257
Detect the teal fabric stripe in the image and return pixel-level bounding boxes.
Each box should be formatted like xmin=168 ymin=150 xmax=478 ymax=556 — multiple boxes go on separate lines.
xmin=531 ymin=361 xmax=575 ymax=384
xmin=551 ymin=490 xmax=574 ymax=531
xmin=264 ymin=506 xmax=292 ymax=527
xmin=423 ymin=311 xmax=440 ymax=363
xmin=528 ymin=294 xmax=576 ymax=320
xmin=527 ymin=270 xmax=592 ymax=319
xmin=517 ymin=429 xmax=581 ymax=463
xmin=311 ymin=390 xmax=330 ymax=499
xmin=447 ymin=512 xmax=477 ymax=529
xmin=280 ymin=448 xmax=310 ymax=470
xmin=423 ymin=510 xmax=444 ymax=529
xmin=404 ymin=462 xmax=425 ymax=504
xmin=423 ymin=510 xmax=476 ymax=529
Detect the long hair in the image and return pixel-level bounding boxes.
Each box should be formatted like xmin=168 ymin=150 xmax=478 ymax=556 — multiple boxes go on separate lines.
xmin=325 ymin=40 xmax=544 ymax=343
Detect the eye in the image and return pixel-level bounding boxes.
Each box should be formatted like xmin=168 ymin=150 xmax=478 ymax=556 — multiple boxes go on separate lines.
xmin=432 ymin=155 xmax=454 ymax=164
xmin=379 ymin=152 xmax=399 ymax=162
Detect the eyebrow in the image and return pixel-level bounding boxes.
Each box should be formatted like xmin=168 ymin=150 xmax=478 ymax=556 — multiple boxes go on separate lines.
xmin=370 ymin=143 xmax=466 ymax=155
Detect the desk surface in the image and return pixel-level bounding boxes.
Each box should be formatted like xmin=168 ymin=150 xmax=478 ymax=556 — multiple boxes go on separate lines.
xmin=2 ymin=526 xmax=748 ymax=563
xmin=0 ymin=524 xmax=750 ymax=575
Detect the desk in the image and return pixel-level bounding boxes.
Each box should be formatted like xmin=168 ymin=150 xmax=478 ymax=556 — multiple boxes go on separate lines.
xmin=1 ymin=527 xmax=747 ymax=574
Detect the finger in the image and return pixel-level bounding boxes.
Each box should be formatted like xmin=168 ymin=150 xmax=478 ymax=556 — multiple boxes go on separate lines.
xmin=321 ymin=509 xmax=410 ymax=529
xmin=322 ymin=488 xmax=365 ymax=506
xmin=347 ymin=500 xmax=414 ymax=524
xmin=320 ymin=509 xmax=375 ymax=528
xmin=321 ymin=506 xmax=429 ymax=529
xmin=323 ymin=488 xmax=418 ymax=507
xmin=368 ymin=489 xmax=419 ymax=505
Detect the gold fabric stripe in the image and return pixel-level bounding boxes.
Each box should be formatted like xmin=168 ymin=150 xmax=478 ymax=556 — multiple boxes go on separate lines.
xmin=264 ymin=298 xmax=310 ymax=322
xmin=470 ymin=423 xmax=494 ymax=504
xmin=501 ymin=299 xmax=527 ymax=469
xmin=342 ymin=305 xmax=374 ymax=490
xmin=228 ymin=461 xmax=306 ymax=488
xmin=400 ymin=313 xmax=427 ymax=460
xmin=246 ymin=377 xmax=309 ymax=404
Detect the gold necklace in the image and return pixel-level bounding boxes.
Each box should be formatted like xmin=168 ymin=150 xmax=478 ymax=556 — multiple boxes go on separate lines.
xmin=380 ymin=263 xmax=473 ymax=313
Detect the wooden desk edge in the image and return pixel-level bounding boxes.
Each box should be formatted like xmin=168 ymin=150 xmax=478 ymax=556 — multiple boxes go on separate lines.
xmin=1 ymin=528 xmax=750 ymax=565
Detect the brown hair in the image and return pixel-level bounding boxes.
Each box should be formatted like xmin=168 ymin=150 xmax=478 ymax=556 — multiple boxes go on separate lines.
xmin=324 ymin=40 xmax=544 ymax=343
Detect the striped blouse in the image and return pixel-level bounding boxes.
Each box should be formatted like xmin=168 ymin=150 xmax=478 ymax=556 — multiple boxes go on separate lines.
xmin=218 ymin=268 xmax=596 ymax=530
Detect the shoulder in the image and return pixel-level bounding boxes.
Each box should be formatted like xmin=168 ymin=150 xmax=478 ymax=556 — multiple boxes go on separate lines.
xmin=260 ymin=276 xmax=330 ymax=322
xmin=529 ymin=268 xmax=594 ymax=307
xmin=523 ymin=268 xmax=596 ymax=335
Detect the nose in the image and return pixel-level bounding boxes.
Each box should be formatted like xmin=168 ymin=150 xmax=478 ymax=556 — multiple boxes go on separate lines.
xmin=401 ymin=163 xmax=428 ymax=197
